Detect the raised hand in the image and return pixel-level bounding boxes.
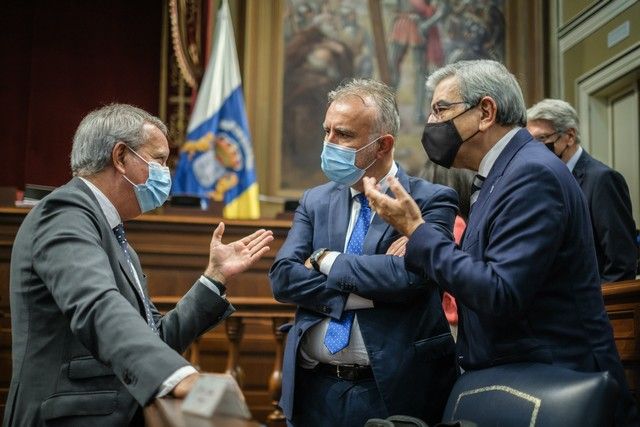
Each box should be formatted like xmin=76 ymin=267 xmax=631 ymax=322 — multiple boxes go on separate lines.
xmin=204 ymin=222 xmax=274 ymax=283
xmin=363 ymin=176 xmax=424 ymax=237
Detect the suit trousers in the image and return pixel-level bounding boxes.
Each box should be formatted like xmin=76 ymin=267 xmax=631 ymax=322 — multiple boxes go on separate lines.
xmin=289 ymin=364 xmax=386 ymax=427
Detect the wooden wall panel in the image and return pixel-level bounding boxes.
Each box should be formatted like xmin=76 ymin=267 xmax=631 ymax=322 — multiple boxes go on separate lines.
xmin=0 ymin=1 xmax=163 ymax=190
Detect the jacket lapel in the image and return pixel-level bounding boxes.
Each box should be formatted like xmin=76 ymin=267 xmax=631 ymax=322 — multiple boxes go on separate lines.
xmin=465 ymin=128 xmax=532 ymax=238
xmin=73 ymin=178 xmax=144 ymax=307
xmin=328 ymin=184 xmax=351 ymax=251
xmin=572 ymin=150 xmax=588 ymax=185
xmin=362 ymin=166 xmax=408 ymax=254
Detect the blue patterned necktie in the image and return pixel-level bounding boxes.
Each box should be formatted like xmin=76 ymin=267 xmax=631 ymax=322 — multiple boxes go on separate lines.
xmin=324 ymin=193 xmax=371 ymax=354
xmin=113 ymin=224 xmax=158 ymax=334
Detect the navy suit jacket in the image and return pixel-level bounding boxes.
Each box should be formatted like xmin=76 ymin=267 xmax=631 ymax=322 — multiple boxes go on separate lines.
xmin=405 ymin=129 xmax=637 ymax=426
xmin=270 ymin=166 xmax=458 ymax=425
xmin=573 ymin=150 xmax=637 ymax=283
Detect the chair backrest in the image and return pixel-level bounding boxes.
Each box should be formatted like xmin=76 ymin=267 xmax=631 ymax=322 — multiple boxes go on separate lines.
xmin=441 ymin=363 xmax=618 ymax=427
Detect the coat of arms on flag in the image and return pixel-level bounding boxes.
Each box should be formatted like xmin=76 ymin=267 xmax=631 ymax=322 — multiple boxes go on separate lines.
xmin=172 ymin=0 xmax=260 ymax=219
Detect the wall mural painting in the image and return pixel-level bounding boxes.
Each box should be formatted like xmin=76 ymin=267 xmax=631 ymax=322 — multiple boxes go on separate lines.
xmin=280 ymin=0 xmax=505 ymax=192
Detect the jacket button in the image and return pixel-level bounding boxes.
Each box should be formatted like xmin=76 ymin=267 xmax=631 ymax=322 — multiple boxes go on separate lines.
xmin=297 ymin=328 xmax=303 ymax=337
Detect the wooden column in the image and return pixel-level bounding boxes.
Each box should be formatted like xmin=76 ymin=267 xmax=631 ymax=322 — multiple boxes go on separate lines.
xmin=266 ymin=317 xmax=289 ymax=427
xmin=224 ymin=316 xmax=246 ymax=388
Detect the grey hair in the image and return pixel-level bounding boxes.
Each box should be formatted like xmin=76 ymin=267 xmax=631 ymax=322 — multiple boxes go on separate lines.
xmin=328 ymin=78 xmax=400 ymax=137
xmin=426 ymin=60 xmax=527 ymax=127
xmin=70 ymin=103 xmax=167 ymax=177
xmin=527 ymin=98 xmax=581 ymax=144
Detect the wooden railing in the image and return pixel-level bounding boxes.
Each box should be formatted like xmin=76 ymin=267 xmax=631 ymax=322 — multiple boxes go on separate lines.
xmin=154 ymin=297 xmax=294 ymax=426
xmin=602 ymin=280 xmax=640 ymax=400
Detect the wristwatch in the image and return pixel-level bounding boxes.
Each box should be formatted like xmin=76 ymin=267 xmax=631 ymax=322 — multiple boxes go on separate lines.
xmin=310 ymin=248 xmax=328 ymax=272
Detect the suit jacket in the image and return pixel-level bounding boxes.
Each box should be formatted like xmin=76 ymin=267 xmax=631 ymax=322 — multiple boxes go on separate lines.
xmin=269 ymin=166 xmax=458 ymax=425
xmin=4 ymin=178 xmax=234 ymax=427
xmin=405 ymin=129 xmax=637 ymax=426
xmin=573 ymin=150 xmax=637 ymax=283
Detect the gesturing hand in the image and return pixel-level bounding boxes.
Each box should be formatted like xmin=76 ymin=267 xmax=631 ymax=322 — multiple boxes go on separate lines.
xmin=363 ymin=176 xmax=424 ymax=237
xmin=204 ymin=222 xmax=274 ymax=283
xmin=171 ymin=372 xmax=199 ymax=398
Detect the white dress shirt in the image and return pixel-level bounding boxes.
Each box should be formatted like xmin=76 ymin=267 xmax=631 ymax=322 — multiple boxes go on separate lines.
xmin=477 ymin=127 xmax=521 ymax=179
xmin=565 ymin=145 xmax=583 ymax=173
xmin=299 ymin=162 xmax=398 ymax=368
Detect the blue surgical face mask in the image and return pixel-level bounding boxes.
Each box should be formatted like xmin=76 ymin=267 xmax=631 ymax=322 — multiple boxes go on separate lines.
xmin=321 ymin=136 xmax=381 ymax=186
xmin=123 ymin=147 xmax=171 ymax=213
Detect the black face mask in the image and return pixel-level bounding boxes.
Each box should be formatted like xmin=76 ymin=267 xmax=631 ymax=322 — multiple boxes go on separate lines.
xmin=544 ymin=134 xmax=566 ymax=159
xmin=544 ymin=142 xmax=555 ymax=152
xmin=421 ymin=106 xmax=479 ymax=169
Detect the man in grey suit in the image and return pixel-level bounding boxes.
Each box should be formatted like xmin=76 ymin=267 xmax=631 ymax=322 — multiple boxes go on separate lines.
xmin=527 ymin=98 xmax=637 ymax=283
xmin=3 ymin=104 xmax=273 ymax=426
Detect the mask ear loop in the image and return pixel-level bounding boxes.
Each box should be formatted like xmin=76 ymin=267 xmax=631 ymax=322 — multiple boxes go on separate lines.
xmin=358 ymin=135 xmax=384 ymax=171
xmin=122 ymin=146 xmax=149 ymax=187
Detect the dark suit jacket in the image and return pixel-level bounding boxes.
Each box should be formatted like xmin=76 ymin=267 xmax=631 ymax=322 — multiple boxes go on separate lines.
xmin=405 ymin=129 xmax=637 ymax=426
xmin=269 ymin=166 xmax=458 ymax=425
xmin=573 ymin=150 xmax=637 ymax=283
xmin=4 ymin=178 xmax=234 ymax=427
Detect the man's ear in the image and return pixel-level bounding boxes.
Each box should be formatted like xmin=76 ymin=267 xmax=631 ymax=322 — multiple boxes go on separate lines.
xmin=478 ymin=96 xmax=498 ymax=131
xmin=112 ymin=142 xmax=128 ymax=174
xmin=565 ymin=128 xmax=578 ymax=146
xmin=377 ymin=135 xmax=394 ymax=158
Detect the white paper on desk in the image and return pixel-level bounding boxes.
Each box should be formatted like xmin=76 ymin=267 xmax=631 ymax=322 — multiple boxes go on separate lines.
xmin=181 ymin=373 xmax=252 ymax=420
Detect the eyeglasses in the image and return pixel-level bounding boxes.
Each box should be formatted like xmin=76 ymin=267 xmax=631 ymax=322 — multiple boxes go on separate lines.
xmin=429 ymin=101 xmax=469 ymax=121
xmin=535 ymin=132 xmax=563 ymax=144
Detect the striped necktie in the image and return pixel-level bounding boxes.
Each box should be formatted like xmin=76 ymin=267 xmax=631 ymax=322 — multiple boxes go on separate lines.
xmin=113 ymin=223 xmax=158 ymax=334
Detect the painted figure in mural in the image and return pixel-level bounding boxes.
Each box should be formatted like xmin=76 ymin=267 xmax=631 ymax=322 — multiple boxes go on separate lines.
xmin=445 ymin=0 xmax=504 ymax=63
xmin=282 ymin=25 xmax=354 ymax=188
xmin=388 ymin=0 xmax=445 ymax=124
xmin=282 ymin=0 xmax=379 ymax=190
xmin=336 ymin=5 xmax=374 ymax=78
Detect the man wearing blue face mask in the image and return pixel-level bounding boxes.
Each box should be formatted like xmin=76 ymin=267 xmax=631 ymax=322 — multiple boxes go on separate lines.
xmin=5 ymin=104 xmax=273 ymax=427
xmin=270 ymin=79 xmax=459 ymax=427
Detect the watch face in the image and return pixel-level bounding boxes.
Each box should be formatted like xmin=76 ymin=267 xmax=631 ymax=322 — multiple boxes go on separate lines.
xmin=311 ymin=248 xmax=326 ymax=269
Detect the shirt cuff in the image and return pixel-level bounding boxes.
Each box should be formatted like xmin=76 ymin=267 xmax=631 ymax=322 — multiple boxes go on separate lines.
xmin=199 ymin=275 xmax=224 ymax=296
xmin=345 ymin=293 xmax=374 ymax=309
xmin=156 ymin=365 xmax=198 ymax=398
xmin=319 ymin=251 xmax=340 ymax=275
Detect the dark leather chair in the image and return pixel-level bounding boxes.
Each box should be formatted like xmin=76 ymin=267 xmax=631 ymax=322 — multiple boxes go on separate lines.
xmin=440 ymin=363 xmax=619 ymax=427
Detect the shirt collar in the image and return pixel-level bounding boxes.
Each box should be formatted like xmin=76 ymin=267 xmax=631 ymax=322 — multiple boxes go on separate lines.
xmin=477 ymin=127 xmax=521 ymax=179
xmin=565 ymin=145 xmax=583 ymax=172
xmin=350 ymin=161 xmax=398 ymax=198
xmin=79 ymin=177 xmax=122 ymax=229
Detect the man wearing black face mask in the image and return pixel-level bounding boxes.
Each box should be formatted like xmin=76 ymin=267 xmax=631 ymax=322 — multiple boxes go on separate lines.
xmin=363 ymin=60 xmax=638 ymax=426
xmin=527 ymin=98 xmax=637 ymax=284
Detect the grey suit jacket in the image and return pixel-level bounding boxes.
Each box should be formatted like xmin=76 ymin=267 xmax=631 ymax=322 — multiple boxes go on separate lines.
xmin=3 ymin=178 xmax=234 ymax=426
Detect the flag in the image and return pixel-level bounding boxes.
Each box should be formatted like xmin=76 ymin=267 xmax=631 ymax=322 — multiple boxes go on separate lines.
xmin=172 ymin=0 xmax=260 ymax=219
